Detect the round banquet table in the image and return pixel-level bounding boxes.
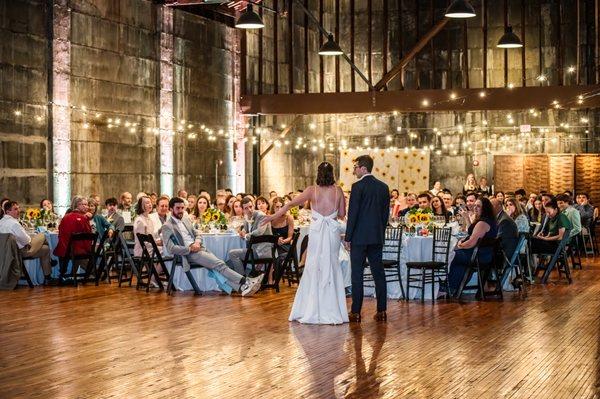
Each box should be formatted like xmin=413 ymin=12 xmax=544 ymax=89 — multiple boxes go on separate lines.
xmin=363 ymin=233 xmax=458 ymax=300
xmin=165 ymin=233 xmax=246 ymax=292
xmin=22 ymin=230 xmax=60 ymax=285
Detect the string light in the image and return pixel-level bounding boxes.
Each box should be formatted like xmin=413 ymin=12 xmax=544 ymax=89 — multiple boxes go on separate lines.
xmin=567 ymin=66 xmax=576 ymax=73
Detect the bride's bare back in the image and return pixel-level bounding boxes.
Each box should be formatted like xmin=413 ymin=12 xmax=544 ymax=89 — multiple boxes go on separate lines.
xmin=309 ymin=185 xmax=346 ymax=218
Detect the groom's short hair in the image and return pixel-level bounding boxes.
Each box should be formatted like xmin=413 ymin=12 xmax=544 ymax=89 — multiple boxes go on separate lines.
xmin=354 ymin=155 xmax=374 ymax=172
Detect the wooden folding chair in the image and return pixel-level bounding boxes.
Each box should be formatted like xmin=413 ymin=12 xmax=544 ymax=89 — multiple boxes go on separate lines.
xmin=136 ymin=233 xmax=173 ymax=292
xmin=241 ymin=235 xmax=279 ymax=289
xmin=59 ymin=232 xmax=99 ymax=286
xmin=499 ymin=233 xmax=528 ymax=297
xmin=534 ymin=229 xmax=572 ymax=284
xmin=273 ymin=229 xmax=301 ymax=292
xmin=455 ymin=237 xmax=501 ymax=300
xmin=364 ymin=226 xmax=405 ymax=300
xmin=166 ymin=254 xmax=204 ymax=296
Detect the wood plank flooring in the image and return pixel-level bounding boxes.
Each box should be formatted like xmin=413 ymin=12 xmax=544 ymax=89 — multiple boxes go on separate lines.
xmin=2 ymin=261 xmax=600 ymax=398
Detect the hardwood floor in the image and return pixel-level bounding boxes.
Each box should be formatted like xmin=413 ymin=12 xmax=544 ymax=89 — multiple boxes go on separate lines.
xmin=1 ymin=261 xmax=600 ymax=399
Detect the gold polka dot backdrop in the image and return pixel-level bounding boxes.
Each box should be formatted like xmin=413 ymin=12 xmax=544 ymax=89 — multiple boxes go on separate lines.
xmin=339 ymin=149 xmax=430 ymax=192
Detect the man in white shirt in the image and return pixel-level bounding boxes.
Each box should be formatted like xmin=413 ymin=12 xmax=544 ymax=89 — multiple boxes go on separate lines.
xmin=149 ymin=195 xmax=170 ymax=237
xmin=0 ymin=201 xmax=53 ymax=281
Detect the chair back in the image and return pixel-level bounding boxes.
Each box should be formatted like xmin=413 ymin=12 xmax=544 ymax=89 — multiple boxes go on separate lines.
xmin=95 ymin=229 xmax=111 ymax=258
xmin=468 ymin=236 xmax=500 ymax=266
xmin=557 ymin=229 xmax=572 ymax=253
xmin=247 ymin=235 xmax=280 ymax=246
xmin=299 ymin=235 xmax=309 ymax=260
xmin=431 ymin=227 xmax=452 ymax=264
xmin=383 ymin=226 xmax=404 ymax=263
xmin=68 ymin=232 xmax=98 ymax=259
xmin=281 ymin=229 xmax=301 ymax=264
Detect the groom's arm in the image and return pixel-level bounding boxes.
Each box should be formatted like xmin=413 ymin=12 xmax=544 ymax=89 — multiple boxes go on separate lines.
xmin=345 ymin=183 xmax=362 ymax=243
xmin=380 ymin=183 xmax=390 ymax=228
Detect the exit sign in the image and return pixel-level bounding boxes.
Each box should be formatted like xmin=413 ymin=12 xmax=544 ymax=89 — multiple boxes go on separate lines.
xmin=520 ymin=124 xmax=531 ymax=133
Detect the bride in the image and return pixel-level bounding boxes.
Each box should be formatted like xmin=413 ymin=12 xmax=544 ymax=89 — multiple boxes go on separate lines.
xmin=263 ymin=161 xmax=349 ymax=324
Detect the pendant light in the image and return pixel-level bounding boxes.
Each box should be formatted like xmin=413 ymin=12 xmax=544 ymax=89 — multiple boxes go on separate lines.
xmin=235 ymin=4 xmax=264 ymax=30
xmin=444 ymin=0 xmax=476 ymax=18
xmin=318 ymin=34 xmax=343 ymax=56
xmin=497 ymin=25 xmax=523 ymax=48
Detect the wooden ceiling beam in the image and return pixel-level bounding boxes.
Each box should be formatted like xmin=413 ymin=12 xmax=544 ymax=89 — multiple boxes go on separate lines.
xmin=240 ymin=85 xmax=600 ymax=115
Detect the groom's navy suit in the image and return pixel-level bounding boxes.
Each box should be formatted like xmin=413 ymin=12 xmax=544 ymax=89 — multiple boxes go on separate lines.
xmin=345 ymin=174 xmax=390 ymax=313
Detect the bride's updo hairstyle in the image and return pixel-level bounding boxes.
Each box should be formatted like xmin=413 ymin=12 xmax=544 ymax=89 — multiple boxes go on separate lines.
xmin=316 ymin=161 xmax=335 ymax=186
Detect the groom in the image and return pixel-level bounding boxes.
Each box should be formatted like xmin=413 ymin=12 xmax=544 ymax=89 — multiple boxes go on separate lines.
xmin=345 ymin=155 xmax=390 ymax=322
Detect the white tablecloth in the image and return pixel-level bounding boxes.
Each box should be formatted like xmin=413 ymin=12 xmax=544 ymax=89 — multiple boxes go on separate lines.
xmin=166 ymin=233 xmax=246 ymax=292
xmin=364 ymin=234 xmax=457 ymax=300
xmin=22 ymin=231 xmax=59 ymax=285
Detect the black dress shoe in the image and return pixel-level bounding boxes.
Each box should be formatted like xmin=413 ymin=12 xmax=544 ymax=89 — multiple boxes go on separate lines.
xmin=348 ymin=312 xmax=361 ymax=323
xmin=373 ymin=311 xmax=387 ymax=322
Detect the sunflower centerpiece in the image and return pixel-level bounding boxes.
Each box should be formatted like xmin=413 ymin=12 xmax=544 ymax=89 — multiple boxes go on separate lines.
xmin=199 ymin=208 xmax=228 ymax=232
xmin=21 ymin=208 xmax=45 ymax=228
xmin=405 ymin=207 xmax=434 ymax=236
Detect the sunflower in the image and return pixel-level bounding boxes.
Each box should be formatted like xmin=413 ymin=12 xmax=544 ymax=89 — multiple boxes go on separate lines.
xmin=419 ymin=213 xmax=431 ymax=224
xmin=212 ymin=213 xmax=219 ymax=222
xmin=26 ymin=208 xmax=36 ymax=219
xmin=32 ymin=209 xmax=41 ymax=219
xmin=408 ymin=215 xmax=419 ymax=224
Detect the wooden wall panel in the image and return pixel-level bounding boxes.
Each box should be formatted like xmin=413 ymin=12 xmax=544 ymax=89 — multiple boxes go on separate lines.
xmin=575 ymin=154 xmax=600 ymax=204
xmin=493 ymin=155 xmax=524 ymax=192
xmin=548 ymin=154 xmax=575 ymax=194
xmin=523 ymin=155 xmax=549 ymax=194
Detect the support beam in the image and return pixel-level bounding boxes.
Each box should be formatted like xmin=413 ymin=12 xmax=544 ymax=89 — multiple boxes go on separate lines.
xmin=373 ymin=17 xmax=449 ymax=91
xmin=259 ymin=115 xmax=302 ymax=160
xmin=241 ymin=85 xmax=600 ymax=115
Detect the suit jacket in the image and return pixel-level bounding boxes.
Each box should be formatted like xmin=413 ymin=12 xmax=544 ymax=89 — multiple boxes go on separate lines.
xmin=161 ymin=215 xmax=202 ymax=271
xmin=242 ymin=210 xmax=273 ymax=258
xmin=345 ymin=174 xmax=390 ymax=246
xmin=496 ymin=210 xmax=519 ymax=260
xmin=0 ymin=233 xmax=21 ymax=290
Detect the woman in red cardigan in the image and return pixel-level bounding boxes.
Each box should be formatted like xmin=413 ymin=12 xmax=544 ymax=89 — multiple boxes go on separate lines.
xmin=54 ymin=196 xmax=93 ymax=274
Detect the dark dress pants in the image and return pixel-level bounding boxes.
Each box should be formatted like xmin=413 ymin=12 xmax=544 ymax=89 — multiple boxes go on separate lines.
xmin=351 ymin=244 xmax=387 ymax=313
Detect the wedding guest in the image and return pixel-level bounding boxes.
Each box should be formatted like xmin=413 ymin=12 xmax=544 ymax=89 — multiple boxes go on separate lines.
xmin=447 ymin=197 xmax=498 ymax=296
xmin=453 ymin=194 xmax=466 ymax=209
xmin=541 ymin=192 xmax=554 ymax=206
xmin=190 ymin=195 xmax=210 ymax=222
xmin=491 ymin=199 xmax=519 ymax=261
xmin=556 ymin=194 xmax=581 ymax=238
xmin=0 ymin=200 xmax=53 ymax=282
xmin=90 ymin=194 xmax=101 ymax=209
xmin=186 ymin=194 xmax=197 ymax=214
xmin=256 ymin=196 xmax=270 ymax=214
xmin=462 ymin=173 xmax=477 ymax=194
xmin=0 ymin=197 xmax=9 ymax=219
xmin=478 ymin=177 xmax=492 ymax=196
xmin=430 ymin=181 xmax=442 ymax=196
xmin=149 ymin=195 xmax=169 ymax=236
xmin=564 ymin=190 xmax=573 ymax=198
xmin=575 ymin=192 xmax=595 ymax=229
xmin=531 ymin=199 xmax=571 ymax=254
xmin=417 ymin=192 xmax=431 ymax=210
xmin=227 ymin=197 xmax=273 ymax=276
xmin=465 ymin=192 xmax=477 ymax=212
xmin=199 ymin=189 xmax=211 ymax=204
xmin=216 ymin=197 xmax=227 ymax=213
xmin=268 ymin=197 xmax=295 ymax=285
xmin=528 ymin=196 xmax=545 ymax=223
xmin=133 ymin=196 xmax=160 ymax=257
xmin=161 ymin=197 xmax=263 ymax=296
xmin=177 ymin=189 xmax=188 ymax=199
xmin=54 ymin=196 xmax=94 ymax=278
xmin=442 ymin=191 xmax=455 ymax=215
xmin=230 ymin=199 xmax=244 ymax=219
xmin=225 ymin=188 xmax=233 ymax=196
xmin=390 ymin=189 xmax=400 ymax=203
xmin=526 ymin=193 xmax=537 ymax=211
xmin=40 ymin=198 xmax=54 ymax=214
xmin=119 ymin=192 xmax=133 ymax=212
xmin=431 ymin=196 xmax=451 ymax=222
xmin=236 ymin=193 xmax=244 ymax=201
xmin=105 ymin=197 xmax=125 ymax=232
xmin=398 ymin=193 xmax=418 ymax=216
xmin=88 ymin=198 xmax=113 ymax=239
xmin=504 ymin=198 xmax=530 ymax=233
xmin=495 ymin=191 xmax=505 ymax=203
xmin=269 ymin=191 xmax=278 ymax=199
xmin=149 ymin=192 xmax=158 ymax=209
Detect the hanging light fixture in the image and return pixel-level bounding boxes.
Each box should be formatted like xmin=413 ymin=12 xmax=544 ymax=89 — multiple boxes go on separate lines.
xmin=318 ymin=34 xmax=343 ymax=56
xmin=235 ymin=4 xmax=264 ymax=29
xmin=444 ymin=0 xmax=476 ymax=18
xmin=497 ymin=26 xmax=523 ymax=48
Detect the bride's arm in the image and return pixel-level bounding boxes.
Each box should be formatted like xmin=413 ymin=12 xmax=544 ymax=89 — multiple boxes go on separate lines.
xmin=261 ymin=187 xmax=314 ymax=224
xmin=337 ymin=186 xmax=346 ymax=219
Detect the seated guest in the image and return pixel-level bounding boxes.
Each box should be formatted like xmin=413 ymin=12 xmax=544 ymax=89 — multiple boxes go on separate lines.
xmin=186 ymin=194 xmax=197 ymax=214
xmin=236 ymin=192 xmax=244 ymax=201
xmin=495 ymin=191 xmax=505 ymax=203
xmin=199 ymin=189 xmax=212 ymax=204
xmin=491 ymin=199 xmax=519 ymax=260
xmin=229 ymin=199 xmax=244 ymax=222
xmin=105 ymin=197 xmax=125 ymax=233
xmin=531 ymin=199 xmax=571 ymax=254
xmin=417 ymin=192 xmax=431 ymax=210
xmin=526 ymin=193 xmax=537 ymax=211
xmin=119 ymin=191 xmax=133 ymax=212
xmin=225 ymin=195 xmax=236 ymax=213
xmin=430 ymin=181 xmax=442 ymax=196
xmin=269 ymin=191 xmax=278 ymax=199
xmin=574 ymin=192 xmax=594 ymax=229
xmin=90 ymin=194 xmax=101 ymax=209
xmin=442 ymin=191 xmax=455 ymax=215
xmin=453 ymin=194 xmax=466 ymax=209
xmin=133 ymin=195 xmax=161 ymax=257
xmin=431 ymin=196 xmax=451 ymax=222
xmin=54 ymin=196 xmax=94 ymax=277
xmin=267 ymin=197 xmax=294 ymax=285
xmin=149 ymin=195 xmax=170 ymax=237
xmin=40 ymin=198 xmax=56 ymax=216
xmin=216 ymin=196 xmax=228 ymax=213
xmin=463 ymin=173 xmax=478 ymax=194
xmin=556 ymin=194 xmax=581 ymax=238
xmin=177 ymin=189 xmax=188 ymax=199
xmin=256 ymin=196 xmax=270 ymax=214
xmin=225 ymin=188 xmax=233 ymax=196
xmin=447 ymin=197 xmax=498 ymax=295
xmin=504 ymin=198 xmax=530 ymax=233
xmin=0 ymin=201 xmax=53 ymax=282
xmin=515 ymin=188 xmax=527 ymax=202
xmin=162 ymin=197 xmax=262 ymax=296
xmin=478 ymin=177 xmax=492 ymax=196
xmin=88 ymin=198 xmax=113 ymax=239
xmin=528 ymin=195 xmax=545 ymax=223
xmin=398 ymin=193 xmax=418 ymax=216
xmin=149 ymin=192 xmax=158 ymax=209
xmin=190 ymin=195 xmax=210 ymax=222
xmin=0 ymin=197 xmax=10 ymax=219
xmin=390 ymin=189 xmax=400 ymax=204
xmin=465 ymin=191 xmax=477 ymax=212
xmin=227 ymin=197 xmax=273 ymax=276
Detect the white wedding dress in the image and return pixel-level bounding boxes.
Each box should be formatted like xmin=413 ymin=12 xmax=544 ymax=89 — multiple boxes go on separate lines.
xmin=289 ymin=205 xmax=349 ymax=325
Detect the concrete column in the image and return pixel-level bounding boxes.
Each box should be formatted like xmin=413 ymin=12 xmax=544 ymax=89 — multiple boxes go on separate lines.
xmin=51 ymin=0 xmax=71 ymax=215
xmin=233 ymin=30 xmax=245 ymax=193
xmin=158 ymin=6 xmax=174 ymax=197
